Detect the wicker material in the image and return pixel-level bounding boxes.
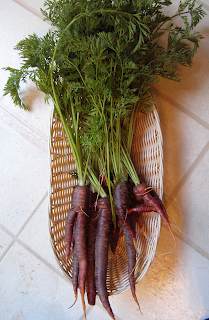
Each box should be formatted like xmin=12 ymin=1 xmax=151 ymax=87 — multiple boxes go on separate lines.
xmin=49 ymin=105 xmax=163 ymax=294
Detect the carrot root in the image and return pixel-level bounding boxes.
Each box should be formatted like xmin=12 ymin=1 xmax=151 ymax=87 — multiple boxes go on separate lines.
xmin=65 ymin=208 xmax=77 ymax=262
xmin=69 ymin=243 xmax=78 ymax=308
xmin=123 ymin=223 xmax=142 ymax=314
xmin=86 ymin=191 xmax=98 ymax=306
xmin=72 ymin=237 xmax=79 ymax=305
xmin=95 ymin=196 xmax=116 ymax=320
xmin=110 ymin=225 xmax=120 ymax=255
xmin=70 ymin=186 xmax=89 ymax=320
xmin=133 ymin=183 xmax=171 ymax=232
xmin=128 ymin=204 xmax=157 ymax=215
xmin=114 ymin=182 xmax=136 ymax=246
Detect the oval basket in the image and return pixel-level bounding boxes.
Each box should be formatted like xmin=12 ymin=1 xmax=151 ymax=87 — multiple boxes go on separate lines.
xmin=49 ymin=105 xmax=163 ymax=295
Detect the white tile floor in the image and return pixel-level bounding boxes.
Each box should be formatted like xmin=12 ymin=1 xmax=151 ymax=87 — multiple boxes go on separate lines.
xmin=0 ymin=1 xmax=209 ymax=319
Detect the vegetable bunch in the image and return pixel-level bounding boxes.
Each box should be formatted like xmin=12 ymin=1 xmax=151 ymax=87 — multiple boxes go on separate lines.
xmin=3 ymin=0 xmax=206 ymax=318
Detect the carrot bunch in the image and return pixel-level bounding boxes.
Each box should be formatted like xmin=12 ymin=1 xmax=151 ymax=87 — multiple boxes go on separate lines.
xmin=65 ymin=176 xmax=171 ymax=319
xmin=62 ymin=91 xmax=171 ymax=319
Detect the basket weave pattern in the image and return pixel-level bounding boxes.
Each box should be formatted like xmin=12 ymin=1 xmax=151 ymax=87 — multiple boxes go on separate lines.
xmin=49 ymin=105 xmax=163 ymax=294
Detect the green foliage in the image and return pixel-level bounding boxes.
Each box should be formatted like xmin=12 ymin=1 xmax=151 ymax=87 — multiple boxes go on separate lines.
xmin=3 ymin=67 xmax=26 ymax=109
xmin=3 ymin=0 xmax=206 ymax=188
xmin=4 ymin=0 xmax=206 ymax=109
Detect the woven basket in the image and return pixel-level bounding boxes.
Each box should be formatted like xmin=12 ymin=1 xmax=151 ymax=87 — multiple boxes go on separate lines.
xmin=49 ymin=105 xmax=163 ymax=295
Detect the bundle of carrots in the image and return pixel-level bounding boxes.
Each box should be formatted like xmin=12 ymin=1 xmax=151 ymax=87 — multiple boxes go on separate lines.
xmin=65 ymin=178 xmax=171 ymax=319
xmin=3 ymin=0 xmax=205 ymax=318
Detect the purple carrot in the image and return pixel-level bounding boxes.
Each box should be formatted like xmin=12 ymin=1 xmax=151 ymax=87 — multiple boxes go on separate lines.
xmin=123 ymin=219 xmax=142 ymax=313
xmin=109 ymin=225 xmax=120 ymax=255
xmin=73 ymin=186 xmax=89 ymax=320
xmin=65 ymin=208 xmax=77 ymax=262
xmin=128 ymin=204 xmax=157 ymax=215
xmin=133 ymin=183 xmax=171 ymax=232
xmin=65 ymin=186 xmax=89 ymax=261
xmin=86 ymin=191 xmax=98 ymax=306
xmin=71 ymin=238 xmax=79 ymax=306
xmin=95 ymin=196 xmax=116 ymax=320
xmin=114 ymin=181 xmax=136 ymax=248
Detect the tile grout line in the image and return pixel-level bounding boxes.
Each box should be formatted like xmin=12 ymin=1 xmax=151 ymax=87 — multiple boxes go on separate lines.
xmin=12 ymin=0 xmax=51 ymax=24
xmin=150 ymin=85 xmax=209 ymax=261
xmin=161 ymin=141 xmax=209 ymax=261
xmin=162 ymin=224 xmax=209 ymax=261
xmin=16 ymin=238 xmax=69 ymax=281
xmin=151 ymin=86 xmax=209 ymax=131
xmin=0 ymin=192 xmax=48 ymax=241
xmin=0 ymin=233 xmax=70 ymax=283
xmin=0 ymin=238 xmax=16 ymax=263
xmin=16 ymin=192 xmax=48 ymax=237
xmin=1 ymin=192 xmax=124 ymax=320
xmin=0 ymin=231 xmax=122 ymax=320
xmin=0 ymin=225 xmax=70 ymax=283
xmin=0 ymin=103 xmax=48 ymax=142
xmin=0 ymin=217 xmax=123 ymax=320
xmin=0 ymin=192 xmax=73 ymax=282
xmin=0 ymin=193 xmax=48 ymax=262
xmin=164 ymin=140 xmax=209 ymax=208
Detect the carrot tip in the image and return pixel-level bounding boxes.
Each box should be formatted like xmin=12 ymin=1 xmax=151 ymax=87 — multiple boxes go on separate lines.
xmin=138 ymin=304 xmax=143 ymax=315
xmin=136 ymin=299 xmax=143 ymax=315
xmin=68 ymin=294 xmax=77 ymax=309
xmin=131 ymin=293 xmax=143 ymax=315
xmin=81 ymin=295 xmax=87 ymax=320
xmin=139 ymin=306 xmax=143 ymax=315
xmin=87 ymin=292 xmax=96 ymax=306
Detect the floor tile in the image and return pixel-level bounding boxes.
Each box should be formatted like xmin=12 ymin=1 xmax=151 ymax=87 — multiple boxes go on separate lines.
xmin=0 ymin=107 xmax=50 ymax=235
xmin=0 ymin=0 xmax=53 ymax=140
xmin=152 ymin=4 xmax=209 ymax=125
xmin=18 ymin=197 xmax=61 ymax=272
xmin=168 ymin=147 xmax=209 ymax=255
xmin=0 ymin=93 xmax=53 ymax=144
xmin=0 ymin=0 xmax=53 ymax=141
xmin=0 ymin=242 xmax=86 ymax=320
xmin=0 ymin=0 xmax=50 ymax=98
xmin=0 ymin=102 xmax=50 ymax=152
xmin=150 ymin=91 xmax=209 ymax=202
xmin=151 ymin=90 xmax=209 ymax=256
